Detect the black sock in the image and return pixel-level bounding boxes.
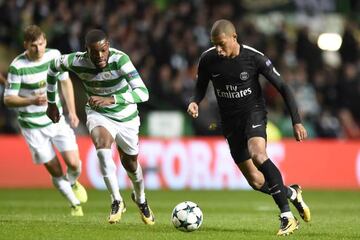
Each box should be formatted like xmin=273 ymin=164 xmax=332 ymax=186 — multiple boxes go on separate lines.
xmin=257 ymin=182 xmax=293 ymax=199
xmin=258 ymin=159 xmax=290 ymax=213
xmin=286 ymin=186 xmax=293 ymax=199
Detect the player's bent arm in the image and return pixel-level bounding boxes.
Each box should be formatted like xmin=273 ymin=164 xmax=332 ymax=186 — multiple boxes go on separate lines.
xmin=112 ymin=86 xmax=149 ymax=104
xmin=4 ymin=94 xmax=45 ymax=107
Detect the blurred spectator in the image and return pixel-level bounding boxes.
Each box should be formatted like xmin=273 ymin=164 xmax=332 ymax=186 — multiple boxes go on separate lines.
xmin=337 ymin=63 xmax=360 ymax=138
xmin=339 ymin=20 xmax=359 ymax=64
xmin=0 ymin=0 xmax=359 ymax=138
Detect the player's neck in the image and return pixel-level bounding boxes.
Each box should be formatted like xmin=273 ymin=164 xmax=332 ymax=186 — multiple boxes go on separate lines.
xmin=230 ymin=43 xmax=240 ymax=58
xmin=25 ymin=52 xmax=42 ymax=62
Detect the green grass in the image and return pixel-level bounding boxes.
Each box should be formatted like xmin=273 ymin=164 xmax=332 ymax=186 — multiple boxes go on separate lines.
xmin=0 ymin=189 xmax=359 ymax=240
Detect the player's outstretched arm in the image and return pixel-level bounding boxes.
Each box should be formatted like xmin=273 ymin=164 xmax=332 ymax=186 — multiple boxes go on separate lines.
xmin=187 ymin=102 xmax=199 ymax=118
xmin=293 ymin=123 xmax=307 ymax=142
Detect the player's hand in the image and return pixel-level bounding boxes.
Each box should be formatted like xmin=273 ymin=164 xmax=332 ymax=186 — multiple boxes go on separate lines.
xmin=88 ymin=96 xmax=115 ymax=109
xmin=68 ymin=112 xmax=79 ymax=128
xmin=46 ymin=102 xmax=60 ymax=123
xmin=187 ymin=102 xmax=199 ymax=118
xmin=293 ymin=123 xmax=307 ymax=142
xmin=32 ymin=94 xmax=47 ymax=106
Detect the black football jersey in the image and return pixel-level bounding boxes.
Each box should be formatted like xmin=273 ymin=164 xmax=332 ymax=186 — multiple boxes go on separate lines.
xmin=191 ymin=44 xmax=301 ymax=125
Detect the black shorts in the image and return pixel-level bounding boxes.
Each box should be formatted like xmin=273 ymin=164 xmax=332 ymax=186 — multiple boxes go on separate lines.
xmin=223 ymin=111 xmax=267 ymax=164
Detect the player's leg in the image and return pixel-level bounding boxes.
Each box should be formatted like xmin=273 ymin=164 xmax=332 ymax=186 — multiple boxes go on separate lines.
xmin=237 ymin=160 xmax=300 ymax=204
xmin=117 ymin=148 xmax=154 ymax=225
xmin=234 ymin=148 xmax=310 ymax=226
xmin=248 ymin=136 xmax=298 ymax=235
xmin=237 ymin=159 xmax=266 ymax=190
xmin=288 ymin=184 xmax=311 ymax=222
xmin=237 ymin=109 xmax=311 ymax=223
xmin=90 ymin=126 xmax=125 ymax=223
xmin=258 ymin=181 xmax=311 ymax=222
xmin=21 ymin=127 xmax=82 ymax=216
xmin=61 ymin=150 xmax=87 ymax=203
xmin=245 ymin=111 xmax=298 ymax=235
xmin=44 ymin=157 xmax=83 ymax=216
xmin=54 ymin=118 xmax=87 ymax=203
xmin=115 ymin=117 xmax=154 ymax=225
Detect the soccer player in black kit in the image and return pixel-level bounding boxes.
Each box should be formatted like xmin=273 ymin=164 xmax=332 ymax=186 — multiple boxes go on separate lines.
xmin=187 ymin=19 xmax=311 ymax=236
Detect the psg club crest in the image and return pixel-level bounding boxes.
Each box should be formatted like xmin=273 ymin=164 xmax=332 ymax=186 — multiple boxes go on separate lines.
xmin=240 ymin=71 xmax=249 ymax=81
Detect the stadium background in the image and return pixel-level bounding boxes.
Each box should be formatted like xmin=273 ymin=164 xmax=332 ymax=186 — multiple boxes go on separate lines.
xmin=0 ymin=0 xmax=359 ymax=190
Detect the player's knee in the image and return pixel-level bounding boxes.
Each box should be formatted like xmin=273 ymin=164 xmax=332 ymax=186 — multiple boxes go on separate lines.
xmin=93 ymin=136 xmax=113 ymax=149
xmin=95 ymin=140 xmax=113 ymax=149
xmin=121 ymin=155 xmax=138 ymax=172
xmin=44 ymin=158 xmax=63 ymax=177
xmin=67 ymin=160 xmax=79 ymax=172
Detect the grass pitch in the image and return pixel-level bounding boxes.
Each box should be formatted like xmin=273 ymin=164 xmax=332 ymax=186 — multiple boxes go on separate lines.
xmin=0 ymin=189 xmax=359 ymax=240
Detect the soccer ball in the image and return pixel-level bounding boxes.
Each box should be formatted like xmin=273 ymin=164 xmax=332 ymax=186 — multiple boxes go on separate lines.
xmin=171 ymin=201 xmax=203 ymax=232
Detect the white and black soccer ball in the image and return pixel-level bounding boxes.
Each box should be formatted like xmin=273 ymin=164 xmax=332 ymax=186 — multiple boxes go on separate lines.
xmin=171 ymin=201 xmax=203 ymax=232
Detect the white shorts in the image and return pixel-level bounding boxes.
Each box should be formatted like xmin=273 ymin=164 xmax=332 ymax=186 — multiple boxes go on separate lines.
xmin=86 ymin=110 xmax=140 ymax=155
xmin=21 ymin=117 xmax=78 ymax=164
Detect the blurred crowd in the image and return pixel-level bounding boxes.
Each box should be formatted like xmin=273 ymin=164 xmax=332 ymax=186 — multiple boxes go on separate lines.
xmin=0 ymin=0 xmax=359 ymax=138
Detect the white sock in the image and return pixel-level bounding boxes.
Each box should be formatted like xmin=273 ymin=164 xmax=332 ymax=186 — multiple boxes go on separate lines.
xmin=52 ymin=176 xmax=80 ymax=206
xmin=280 ymin=211 xmax=294 ymax=219
xmin=126 ymin=162 xmax=145 ymax=204
xmin=97 ymin=149 xmax=122 ymax=202
xmin=67 ymin=160 xmax=82 ymax=186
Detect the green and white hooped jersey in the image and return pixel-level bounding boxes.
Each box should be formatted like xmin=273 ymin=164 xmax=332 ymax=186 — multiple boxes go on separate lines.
xmin=47 ymin=48 xmax=149 ymax=122
xmin=5 ymin=49 xmax=68 ymax=129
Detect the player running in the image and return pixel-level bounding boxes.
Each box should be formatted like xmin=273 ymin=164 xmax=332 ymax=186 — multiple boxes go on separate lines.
xmin=4 ymin=25 xmax=87 ymax=216
xmin=187 ymin=19 xmax=310 ymax=236
xmin=46 ymin=29 xmax=155 ymax=225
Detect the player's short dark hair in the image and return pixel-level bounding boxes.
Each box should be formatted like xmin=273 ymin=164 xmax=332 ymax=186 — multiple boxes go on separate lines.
xmin=24 ymin=25 xmax=45 ymax=43
xmin=211 ymin=19 xmax=236 ymax=37
xmin=85 ymin=29 xmax=108 ymax=46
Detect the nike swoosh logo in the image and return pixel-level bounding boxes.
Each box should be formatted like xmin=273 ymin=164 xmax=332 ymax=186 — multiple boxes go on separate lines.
xmin=252 ymin=124 xmax=262 ymax=128
xmin=212 ymin=73 xmax=221 ymax=77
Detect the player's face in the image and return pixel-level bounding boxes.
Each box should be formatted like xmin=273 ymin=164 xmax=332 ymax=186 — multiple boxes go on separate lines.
xmin=24 ymin=35 xmax=47 ymax=61
xmin=211 ymin=33 xmax=237 ymax=58
xmin=87 ymin=39 xmax=110 ymax=69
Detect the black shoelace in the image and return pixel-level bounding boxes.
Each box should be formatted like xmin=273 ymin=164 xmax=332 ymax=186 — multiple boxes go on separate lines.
xmin=111 ymin=200 xmax=120 ymax=214
xmin=138 ymin=201 xmax=150 ymax=217
xmin=279 ymin=217 xmax=289 ymax=229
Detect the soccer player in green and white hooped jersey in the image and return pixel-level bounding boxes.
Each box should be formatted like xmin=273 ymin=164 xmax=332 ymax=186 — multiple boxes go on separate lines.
xmin=3 ymin=25 xmax=87 ymax=216
xmin=46 ymin=29 xmax=155 ymax=225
